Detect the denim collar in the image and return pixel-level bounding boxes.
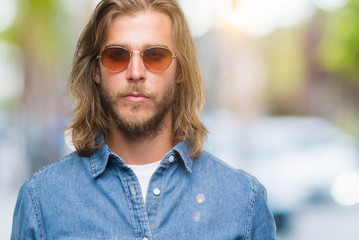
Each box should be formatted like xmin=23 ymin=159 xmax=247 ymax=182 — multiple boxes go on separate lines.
xmin=89 ymin=141 xmax=194 ymax=178
xmin=172 ymin=141 xmax=193 ymax=173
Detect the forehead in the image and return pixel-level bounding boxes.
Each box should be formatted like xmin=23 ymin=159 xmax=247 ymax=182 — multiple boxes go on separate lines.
xmin=103 ymin=10 xmax=173 ymax=50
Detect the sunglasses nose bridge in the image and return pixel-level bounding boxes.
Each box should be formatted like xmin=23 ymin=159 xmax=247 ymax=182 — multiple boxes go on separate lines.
xmin=126 ymin=50 xmax=146 ymax=79
xmin=129 ymin=50 xmax=145 ymax=65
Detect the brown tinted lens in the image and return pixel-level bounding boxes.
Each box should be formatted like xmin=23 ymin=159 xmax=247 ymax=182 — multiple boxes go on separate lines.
xmin=143 ymin=48 xmax=173 ymax=72
xmin=101 ymin=47 xmax=130 ymax=72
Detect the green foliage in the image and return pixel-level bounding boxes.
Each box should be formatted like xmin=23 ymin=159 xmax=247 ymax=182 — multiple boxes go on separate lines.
xmin=318 ymin=0 xmax=359 ymax=80
xmin=1 ymin=0 xmax=68 ymax=66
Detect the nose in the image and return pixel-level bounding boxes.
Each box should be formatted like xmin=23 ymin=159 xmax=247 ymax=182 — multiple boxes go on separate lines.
xmin=126 ymin=51 xmax=146 ymax=82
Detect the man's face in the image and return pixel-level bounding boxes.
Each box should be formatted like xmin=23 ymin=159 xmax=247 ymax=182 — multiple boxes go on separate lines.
xmin=96 ymin=10 xmax=178 ymax=141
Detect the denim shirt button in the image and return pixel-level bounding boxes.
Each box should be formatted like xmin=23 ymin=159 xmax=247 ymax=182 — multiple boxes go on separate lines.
xmin=143 ymin=238 xmax=148 ymax=240
xmin=153 ymin=188 xmax=161 ymax=196
xmin=169 ymin=155 xmax=174 ymax=163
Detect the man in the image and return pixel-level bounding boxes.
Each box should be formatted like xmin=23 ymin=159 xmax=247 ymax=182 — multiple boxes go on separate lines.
xmin=12 ymin=0 xmax=277 ymax=239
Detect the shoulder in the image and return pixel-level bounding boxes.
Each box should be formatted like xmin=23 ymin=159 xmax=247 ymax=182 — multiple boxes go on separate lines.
xmin=190 ymin=151 xmax=276 ymax=234
xmin=194 ymin=151 xmax=276 ymax=236
xmin=24 ymin=151 xmax=90 ymax=188
xmin=12 ymin=152 xmax=90 ymax=239
xmin=16 ymin=151 xmax=94 ymax=217
xmin=196 ymin=151 xmax=261 ymax=183
xmin=193 ymin=150 xmax=266 ymax=197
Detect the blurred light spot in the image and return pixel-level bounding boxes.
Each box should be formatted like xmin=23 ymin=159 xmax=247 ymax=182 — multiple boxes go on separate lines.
xmin=178 ymin=0 xmax=216 ymax=38
xmin=0 ymin=0 xmax=17 ymax=32
xmin=331 ymin=169 xmax=359 ymax=206
xmin=228 ymin=0 xmax=316 ymax=37
xmin=196 ymin=193 xmax=206 ymax=204
xmin=192 ymin=211 xmax=201 ymax=222
xmin=314 ymin=0 xmax=348 ymax=11
xmin=178 ymin=0 xmax=327 ymax=38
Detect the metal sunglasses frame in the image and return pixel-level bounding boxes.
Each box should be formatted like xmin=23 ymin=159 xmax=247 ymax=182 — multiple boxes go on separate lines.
xmin=97 ymin=45 xmax=176 ymax=73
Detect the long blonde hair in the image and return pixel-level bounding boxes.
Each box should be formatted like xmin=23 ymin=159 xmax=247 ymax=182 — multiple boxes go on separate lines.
xmin=67 ymin=0 xmax=207 ymax=157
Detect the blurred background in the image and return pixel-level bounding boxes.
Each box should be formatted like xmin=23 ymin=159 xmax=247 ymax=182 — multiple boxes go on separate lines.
xmin=1 ymin=0 xmax=359 ymax=239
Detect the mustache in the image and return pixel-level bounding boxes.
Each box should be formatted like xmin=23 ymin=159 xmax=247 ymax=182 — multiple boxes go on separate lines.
xmin=115 ymin=85 xmax=156 ymax=100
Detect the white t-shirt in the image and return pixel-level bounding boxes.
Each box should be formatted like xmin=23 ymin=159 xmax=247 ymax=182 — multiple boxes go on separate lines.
xmin=127 ymin=160 xmax=161 ymax=203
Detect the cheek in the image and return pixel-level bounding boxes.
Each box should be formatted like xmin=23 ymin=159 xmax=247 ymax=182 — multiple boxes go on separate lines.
xmin=153 ymin=79 xmax=172 ymax=96
xmin=153 ymin=67 xmax=177 ymax=88
xmin=101 ymin=72 xmax=127 ymax=90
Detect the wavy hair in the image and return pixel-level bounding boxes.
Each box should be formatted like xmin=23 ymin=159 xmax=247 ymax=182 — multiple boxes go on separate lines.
xmin=67 ymin=0 xmax=207 ymax=157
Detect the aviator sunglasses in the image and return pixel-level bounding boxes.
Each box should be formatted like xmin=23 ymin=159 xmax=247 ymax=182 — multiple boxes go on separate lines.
xmin=97 ymin=46 xmax=176 ymax=73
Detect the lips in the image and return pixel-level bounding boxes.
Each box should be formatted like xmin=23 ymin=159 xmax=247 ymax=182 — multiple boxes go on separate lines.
xmin=123 ymin=92 xmax=149 ymax=103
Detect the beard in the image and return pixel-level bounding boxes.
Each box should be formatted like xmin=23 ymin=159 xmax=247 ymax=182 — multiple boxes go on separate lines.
xmin=99 ymin=80 xmax=176 ymax=142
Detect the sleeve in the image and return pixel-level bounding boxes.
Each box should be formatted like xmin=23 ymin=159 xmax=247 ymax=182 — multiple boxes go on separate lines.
xmin=246 ymin=181 xmax=278 ymax=240
xmin=11 ymin=180 xmax=44 ymax=240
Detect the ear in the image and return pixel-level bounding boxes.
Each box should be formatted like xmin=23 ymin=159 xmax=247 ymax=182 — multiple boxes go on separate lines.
xmin=176 ymin=68 xmax=182 ymax=84
xmin=94 ymin=66 xmax=101 ymax=84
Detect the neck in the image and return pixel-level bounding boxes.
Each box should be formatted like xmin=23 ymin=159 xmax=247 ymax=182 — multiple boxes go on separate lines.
xmin=106 ymin=112 xmax=174 ymax=165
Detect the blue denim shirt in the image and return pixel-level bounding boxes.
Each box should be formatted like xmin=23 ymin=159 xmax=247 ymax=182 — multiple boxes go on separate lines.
xmin=11 ymin=142 xmax=277 ymax=240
